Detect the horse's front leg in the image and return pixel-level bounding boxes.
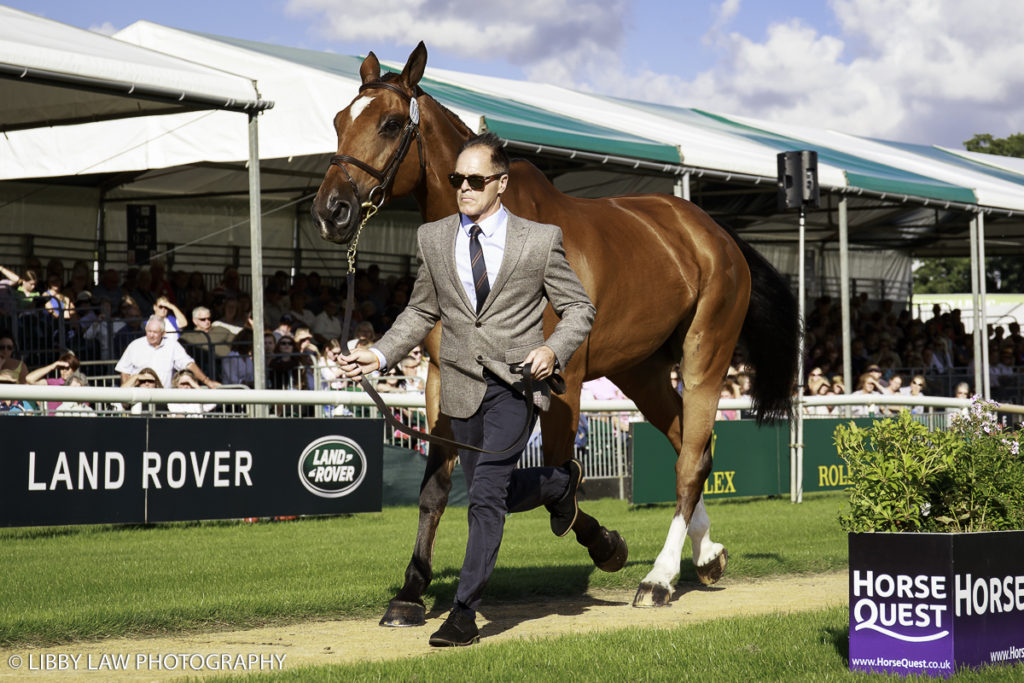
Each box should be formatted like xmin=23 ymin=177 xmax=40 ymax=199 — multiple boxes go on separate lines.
xmin=380 ymin=343 xmax=455 ymax=627
xmin=379 ymin=435 xmax=457 ymax=626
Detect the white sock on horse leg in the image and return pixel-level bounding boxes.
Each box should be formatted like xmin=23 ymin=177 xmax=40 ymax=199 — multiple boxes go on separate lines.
xmin=641 ymin=513 xmax=687 ymax=587
xmin=687 ymin=497 xmax=723 ymax=567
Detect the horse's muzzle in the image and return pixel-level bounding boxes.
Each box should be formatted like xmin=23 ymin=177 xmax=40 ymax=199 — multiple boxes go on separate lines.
xmin=311 ymin=190 xmax=358 ymax=244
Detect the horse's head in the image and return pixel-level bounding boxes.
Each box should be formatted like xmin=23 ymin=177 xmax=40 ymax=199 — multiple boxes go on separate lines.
xmin=312 ymin=42 xmax=428 ymax=244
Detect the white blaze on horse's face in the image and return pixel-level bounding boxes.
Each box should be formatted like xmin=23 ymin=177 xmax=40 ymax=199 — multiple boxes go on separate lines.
xmin=348 ymin=94 xmax=376 ymax=124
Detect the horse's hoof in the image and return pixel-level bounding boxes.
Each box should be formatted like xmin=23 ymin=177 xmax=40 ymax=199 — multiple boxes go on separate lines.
xmin=632 ymin=581 xmax=671 ymax=608
xmin=589 ymin=529 xmax=628 ymax=573
xmin=695 ymin=547 xmax=728 ymax=586
xmin=379 ymin=599 xmax=426 ymax=627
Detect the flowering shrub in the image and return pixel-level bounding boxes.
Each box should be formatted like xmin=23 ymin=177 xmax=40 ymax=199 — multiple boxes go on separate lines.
xmin=836 ymin=398 xmax=1024 ymax=533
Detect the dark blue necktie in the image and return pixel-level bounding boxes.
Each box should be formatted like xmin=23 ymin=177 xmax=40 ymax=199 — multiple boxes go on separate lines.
xmin=469 ymin=224 xmax=490 ymax=313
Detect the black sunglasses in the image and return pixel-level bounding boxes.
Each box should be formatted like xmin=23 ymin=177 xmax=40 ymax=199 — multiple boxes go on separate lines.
xmin=447 ymin=173 xmax=503 ymax=191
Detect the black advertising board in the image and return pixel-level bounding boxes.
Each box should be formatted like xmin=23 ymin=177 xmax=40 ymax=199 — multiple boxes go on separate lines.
xmin=126 ymin=204 xmax=157 ymax=265
xmin=0 ymin=418 xmax=383 ymax=527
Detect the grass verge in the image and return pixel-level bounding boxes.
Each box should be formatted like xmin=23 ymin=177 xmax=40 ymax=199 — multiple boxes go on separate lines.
xmin=0 ymin=493 xmax=847 ymax=646
xmin=216 ymin=607 xmax=1024 ymax=683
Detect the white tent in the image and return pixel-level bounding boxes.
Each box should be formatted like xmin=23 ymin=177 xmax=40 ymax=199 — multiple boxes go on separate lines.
xmin=0 ymin=5 xmax=274 ymax=389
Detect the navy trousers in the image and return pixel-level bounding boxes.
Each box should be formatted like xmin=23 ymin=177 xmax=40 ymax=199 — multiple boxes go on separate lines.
xmin=448 ymin=372 xmax=570 ymax=615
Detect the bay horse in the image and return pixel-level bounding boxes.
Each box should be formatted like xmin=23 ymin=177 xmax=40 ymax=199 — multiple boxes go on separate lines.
xmin=312 ymin=42 xmax=798 ymax=624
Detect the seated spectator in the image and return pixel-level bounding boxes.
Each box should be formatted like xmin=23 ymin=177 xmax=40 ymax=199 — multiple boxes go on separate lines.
xmin=311 ymin=299 xmax=343 ymax=345
xmin=268 ymin=335 xmax=302 ymax=390
xmin=0 ymin=335 xmax=28 ymax=383
xmin=398 ymin=351 xmax=425 ymax=393
xmin=179 ymin=306 xmax=235 ymax=380
xmin=287 ymin=292 xmax=315 ymax=328
xmin=347 ymin=321 xmax=376 ymax=352
xmin=115 ymin=315 xmax=219 ymax=390
xmin=716 ymin=379 xmax=741 ymax=421
xmin=111 ymin=296 xmax=145 ymax=358
xmin=53 ymin=371 xmax=95 ymax=415
xmin=293 ymin=327 xmax=318 ymax=389
xmin=43 ymin=275 xmax=74 ymax=320
xmin=221 ymin=329 xmax=255 ymax=388
xmin=92 ymin=268 xmax=123 ymax=310
xmin=902 ymin=374 xmax=927 ymax=414
xmin=803 ymin=375 xmax=832 ymax=417
xmin=272 ymin=313 xmax=296 ymax=342
xmin=0 ymin=264 xmax=41 ymax=310
xmin=120 ymin=366 xmax=163 ymax=415
xmin=167 ymin=369 xmax=217 ymax=417
xmin=25 ymin=350 xmax=80 ymax=413
xmin=263 ymin=286 xmax=289 ymax=328
xmin=850 ymin=372 xmax=884 ymax=416
xmin=0 ymin=367 xmax=32 ymax=412
xmin=214 ymin=296 xmax=246 ymax=335
xmin=212 ymin=266 xmax=241 ymax=300
xmin=154 ymin=296 xmax=186 ymax=338
xmin=669 ymin=364 xmax=681 ymax=395
xmin=130 ymin=267 xmax=157 ymax=317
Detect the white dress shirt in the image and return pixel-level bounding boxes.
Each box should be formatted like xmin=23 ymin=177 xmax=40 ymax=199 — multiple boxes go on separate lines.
xmin=456 ymin=206 xmax=507 ymax=312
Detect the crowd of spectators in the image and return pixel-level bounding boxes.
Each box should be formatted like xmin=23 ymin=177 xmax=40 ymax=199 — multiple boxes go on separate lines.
xmin=2 ymin=257 xmax=1021 ymax=419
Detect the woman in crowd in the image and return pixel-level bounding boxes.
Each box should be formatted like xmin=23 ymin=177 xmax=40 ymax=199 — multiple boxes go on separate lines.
xmin=53 ymin=371 xmax=95 ymax=415
xmin=167 ymin=369 xmax=216 ymax=417
xmin=850 ymin=372 xmax=884 ymax=416
xmin=0 ymin=334 xmax=27 ymax=383
xmin=25 ymin=350 xmax=80 ymax=414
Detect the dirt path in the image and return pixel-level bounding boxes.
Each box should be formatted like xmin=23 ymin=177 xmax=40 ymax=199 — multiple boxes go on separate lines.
xmin=1 ymin=572 xmax=847 ymax=682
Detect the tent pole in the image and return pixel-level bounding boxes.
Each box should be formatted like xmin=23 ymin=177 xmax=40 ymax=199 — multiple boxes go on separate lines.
xmin=978 ymin=212 xmax=990 ymax=400
xmin=792 ymin=206 xmax=806 ymax=504
xmin=673 ymin=172 xmax=691 ymax=201
xmin=969 ymin=215 xmax=982 ymax=396
xmin=839 ymin=197 xmax=852 ymax=417
xmin=248 ymin=112 xmax=267 ymax=407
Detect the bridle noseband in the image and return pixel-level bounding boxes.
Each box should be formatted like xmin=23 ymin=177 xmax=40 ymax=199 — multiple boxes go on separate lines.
xmin=328 ymin=80 xmax=426 ymax=211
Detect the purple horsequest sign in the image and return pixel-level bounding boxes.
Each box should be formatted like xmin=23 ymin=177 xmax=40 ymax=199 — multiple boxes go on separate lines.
xmin=849 ymin=532 xmax=1024 ymax=677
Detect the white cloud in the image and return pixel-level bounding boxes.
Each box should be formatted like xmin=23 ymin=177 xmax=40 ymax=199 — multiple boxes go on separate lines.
xmin=285 ymin=0 xmax=627 ymax=66
xmin=285 ymin=0 xmax=1024 ymax=145
xmin=88 ymin=21 xmax=118 ymax=36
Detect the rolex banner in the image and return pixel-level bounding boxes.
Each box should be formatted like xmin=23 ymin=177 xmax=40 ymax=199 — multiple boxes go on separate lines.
xmin=849 ymin=531 xmax=1024 ymax=676
xmin=0 ymin=418 xmax=383 ymax=527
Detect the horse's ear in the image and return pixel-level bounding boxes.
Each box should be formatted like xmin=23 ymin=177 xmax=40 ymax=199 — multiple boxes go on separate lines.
xmin=360 ymin=51 xmax=381 ymax=85
xmin=399 ymin=41 xmax=427 ymax=89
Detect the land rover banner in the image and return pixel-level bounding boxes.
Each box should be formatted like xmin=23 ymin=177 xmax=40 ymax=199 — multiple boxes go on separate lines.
xmin=0 ymin=417 xmax=383 ymax=527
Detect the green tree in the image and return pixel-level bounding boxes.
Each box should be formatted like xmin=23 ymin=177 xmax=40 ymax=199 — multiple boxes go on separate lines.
xmin=913 ymin=133 xmax=1024 ymax=294
xmin=963 ymin=132 xmax=1024 ymax=157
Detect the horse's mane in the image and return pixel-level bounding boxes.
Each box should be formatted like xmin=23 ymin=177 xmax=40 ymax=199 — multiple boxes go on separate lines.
xmin=379 ymin=72 xmax=473 ymax=139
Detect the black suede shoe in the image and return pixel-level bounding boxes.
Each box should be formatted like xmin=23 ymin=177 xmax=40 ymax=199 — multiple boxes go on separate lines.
xmin=547 ymin=458 xmax=583 ymax=537
xmin=428 ymin=610 xmax=480 ymax=647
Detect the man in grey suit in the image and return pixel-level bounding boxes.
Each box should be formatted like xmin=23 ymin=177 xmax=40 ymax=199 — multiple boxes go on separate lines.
xmin=341 ymin=133 xmax=595 ymax=646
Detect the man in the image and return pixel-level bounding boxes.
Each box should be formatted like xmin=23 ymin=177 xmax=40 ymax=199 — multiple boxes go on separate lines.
xmin=311 ymin=299 xmax=343 ymax=345
xmin=116 ymin=315 xmax=220 ymax=390
xmin=180 ymin=306 xmax=235 ymax=357
xmin=341 ymin=133 xmax=594 ymax=647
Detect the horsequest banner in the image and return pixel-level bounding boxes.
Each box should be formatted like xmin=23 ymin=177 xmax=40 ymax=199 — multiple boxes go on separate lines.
xmin=849 ymin=531 xmax=1024 ymax=676
xmin=0 ymin=417 xmax=383 ymax=527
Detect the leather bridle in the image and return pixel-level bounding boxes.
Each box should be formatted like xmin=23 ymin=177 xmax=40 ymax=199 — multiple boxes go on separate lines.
xmin=328 ymin=80 xmax=425 ymax=211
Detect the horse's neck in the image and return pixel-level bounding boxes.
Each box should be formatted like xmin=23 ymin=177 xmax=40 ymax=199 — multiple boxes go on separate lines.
xmin=414 ymin=98 xmax=564 ymax=223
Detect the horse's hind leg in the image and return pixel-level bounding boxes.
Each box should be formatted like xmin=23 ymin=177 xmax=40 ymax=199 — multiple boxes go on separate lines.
xmin=614 ymin=337 xmax=735 ymax=607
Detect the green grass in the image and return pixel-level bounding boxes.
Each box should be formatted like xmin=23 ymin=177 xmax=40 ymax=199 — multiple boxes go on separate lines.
xmin=0 ymin=493 xmax=848 ymax=646
xmin=216 ymin=607 xmax=1024 ymax=683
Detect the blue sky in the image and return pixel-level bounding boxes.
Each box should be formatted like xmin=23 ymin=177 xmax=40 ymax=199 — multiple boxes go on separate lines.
xmin=7 ymin=0 xmax=1023 ymax=148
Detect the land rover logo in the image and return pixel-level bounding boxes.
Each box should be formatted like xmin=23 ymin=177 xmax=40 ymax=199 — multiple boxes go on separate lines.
xmin=298 ymin=436 xmax=367 ymax=498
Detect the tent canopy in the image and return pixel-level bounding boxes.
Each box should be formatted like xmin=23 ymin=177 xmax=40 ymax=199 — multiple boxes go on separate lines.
xmin=0 ymin=6 xmax=270 ymax=132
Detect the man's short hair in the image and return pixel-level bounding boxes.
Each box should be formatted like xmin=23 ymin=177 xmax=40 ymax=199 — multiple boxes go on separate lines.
xmin=146 ymin=314 xmax=165 ymax=330
xmin=192 ymin=306 xmax=211 ymax=320
xmin=458 ymin=132 xmax=510 ymax=175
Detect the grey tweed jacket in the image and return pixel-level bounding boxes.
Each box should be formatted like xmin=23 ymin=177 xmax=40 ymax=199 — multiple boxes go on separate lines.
xmin=374 ymin=210 xmax=595 ymax=419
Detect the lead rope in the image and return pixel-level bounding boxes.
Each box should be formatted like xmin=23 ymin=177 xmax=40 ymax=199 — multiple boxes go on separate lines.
xmin=340 ymin=201 xmax=378 ymax=346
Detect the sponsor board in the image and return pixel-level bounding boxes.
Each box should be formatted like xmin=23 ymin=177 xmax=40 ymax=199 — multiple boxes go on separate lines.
xmin=849 ymin=532 xmax=1024 ymax=676
xmin=0 ymin=418 xmax=383 ymax=526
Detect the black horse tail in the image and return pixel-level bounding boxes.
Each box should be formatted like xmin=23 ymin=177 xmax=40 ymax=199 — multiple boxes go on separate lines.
xmin=721 ymin=224 xmax=799 ymax=424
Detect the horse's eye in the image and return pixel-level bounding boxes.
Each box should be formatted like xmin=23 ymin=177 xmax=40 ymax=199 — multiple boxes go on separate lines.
xmin=380 ymin=118 xmax=402 ymax=136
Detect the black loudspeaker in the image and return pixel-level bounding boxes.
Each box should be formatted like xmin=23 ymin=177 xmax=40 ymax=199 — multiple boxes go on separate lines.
xmin=777 ymin=150 xmax=820 ymax=210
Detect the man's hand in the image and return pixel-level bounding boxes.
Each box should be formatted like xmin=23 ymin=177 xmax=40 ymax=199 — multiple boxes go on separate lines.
xmin=340 ymin=348 xmax=381 ymax=379
xmin=523 ymin=345 xmax=557 ymax=380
